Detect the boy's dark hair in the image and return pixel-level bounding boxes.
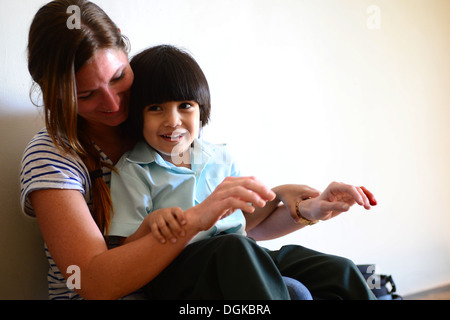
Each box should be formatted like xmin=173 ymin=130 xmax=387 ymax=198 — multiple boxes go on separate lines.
xmin=127 ymin=45 xmax=211 ymax=140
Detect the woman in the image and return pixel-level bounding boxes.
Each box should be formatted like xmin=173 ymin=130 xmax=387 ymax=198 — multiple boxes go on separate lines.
xmin=21 ymin=0 xmax=376 ymax=300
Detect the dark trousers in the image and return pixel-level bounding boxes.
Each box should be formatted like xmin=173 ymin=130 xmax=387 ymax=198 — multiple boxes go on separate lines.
xmin=143 ymin=234 xmax=376 ymax=300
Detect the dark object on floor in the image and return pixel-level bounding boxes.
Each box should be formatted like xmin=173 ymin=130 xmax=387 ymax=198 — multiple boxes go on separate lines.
xmin=357 ymin=264 xmax=403 ymax=300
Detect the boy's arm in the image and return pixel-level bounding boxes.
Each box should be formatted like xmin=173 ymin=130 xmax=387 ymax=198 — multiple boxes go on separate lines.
xmin=109 ymin=164 xmax=155 ymax=240
xmin=121 ymin=207 xmax=186 ymax=245
xmin=110 ymin=166 xmax=186 ymax=245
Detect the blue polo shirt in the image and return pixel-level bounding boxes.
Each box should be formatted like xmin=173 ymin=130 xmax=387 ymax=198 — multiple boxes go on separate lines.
xmin=109 ymin=139 xmax=246 ymax=243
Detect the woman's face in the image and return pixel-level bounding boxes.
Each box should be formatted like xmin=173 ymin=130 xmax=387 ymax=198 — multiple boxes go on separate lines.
xmin=75 ymin=48 xmax=134 ymax=128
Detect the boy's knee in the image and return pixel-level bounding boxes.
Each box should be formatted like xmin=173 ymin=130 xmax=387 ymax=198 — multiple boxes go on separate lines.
xmin=212 ymin=235 xmax=275 ymax=267
xmin=214 ymin=234 xmax=254 ymax=250
xmin=326 ymin=255 xmax=361 ymax=277
xmin=332 ymin=256 xmax=357 ymax=270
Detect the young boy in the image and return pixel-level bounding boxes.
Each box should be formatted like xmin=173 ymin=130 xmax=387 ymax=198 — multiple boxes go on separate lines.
xmin=109 ymin=45 xmax=256 ymax=244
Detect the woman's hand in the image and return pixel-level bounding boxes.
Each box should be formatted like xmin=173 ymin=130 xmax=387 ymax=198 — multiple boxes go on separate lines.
xmin=186 ymin=176 xmax=276 ymax=232
xmin=298 ymin=182 xmax=377 ymax=223
xmin=271 ymin=184 xmax=321 ymax=223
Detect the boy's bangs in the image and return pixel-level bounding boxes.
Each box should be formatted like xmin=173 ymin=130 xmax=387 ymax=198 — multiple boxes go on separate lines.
xmin=128 ymin=45 xmax=211 ymax=140
xmin=143 ymin=57 xmax=205 ymax=106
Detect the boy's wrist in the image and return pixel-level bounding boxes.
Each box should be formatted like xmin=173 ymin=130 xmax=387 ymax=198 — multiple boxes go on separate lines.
xmin=184 ymin=207 xmax=206 ymax=234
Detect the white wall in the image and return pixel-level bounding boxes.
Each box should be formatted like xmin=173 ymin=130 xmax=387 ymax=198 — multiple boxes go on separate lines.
xmin=1 ymin=0 xmax=449 ymax=299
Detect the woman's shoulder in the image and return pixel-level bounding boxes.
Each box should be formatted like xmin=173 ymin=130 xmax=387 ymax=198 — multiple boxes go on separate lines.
xmin=22 ymin=128 xmax=84 ymax=166
xmin=20 ymin=129 xmax=90 ymax=217
xmin=23 ymin=128 xmax=52 ymax=149
xmin=24 ymin=128 xmax=68 ymax=152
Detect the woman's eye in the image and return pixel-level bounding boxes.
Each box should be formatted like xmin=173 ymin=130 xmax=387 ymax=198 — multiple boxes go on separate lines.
xmin=78 ymin=92 xmax=93 ymax=100
xmin=112 ymin=71 xmax=125 ymax=82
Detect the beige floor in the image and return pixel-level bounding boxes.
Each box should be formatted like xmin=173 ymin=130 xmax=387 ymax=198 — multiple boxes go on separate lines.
xmin=403 ymin=284 xmax=450 ymax=300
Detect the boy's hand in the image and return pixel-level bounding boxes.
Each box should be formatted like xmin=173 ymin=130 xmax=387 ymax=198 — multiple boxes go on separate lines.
xmin=187 ymin=176 xmax=276 ymax=232
xmin=147 ymin=207 xmax=187 ymax=244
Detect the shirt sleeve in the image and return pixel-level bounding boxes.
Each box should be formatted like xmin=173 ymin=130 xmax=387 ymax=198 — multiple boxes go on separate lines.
xmin=228 ymin=151 xmax=241 ymax=178
xmin=219 ymin=143 xmax=242 ymax=177
xmin=20 ymin=130 xmax=87 ymax=218
xmin=109 ymin=158 xmax=153 ymax=237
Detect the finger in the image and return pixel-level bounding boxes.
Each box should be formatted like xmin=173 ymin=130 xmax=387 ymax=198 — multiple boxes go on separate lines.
xmin=300 ymin=185 xmax=321 ymax=198
xmin=223 ymin=176 xmax=276 ymax=203
xmin=171 ymin=208 xmax=186 ymax=236
xmin=165 ymin=212 xmax=185 ymax=237
xmin=320 ymin=200 xmax=351 ymax=213
xmin=338 ymin=183 xmax=364 ymax=207
xmin=172 ymin=207 xmax=187 ymax=226
xmin=219 ymin=197 xmax=255 ymax=215
xmin=156 ymin=217 xmax=177 ymax=243
xmin=220 ymin=208 xmax=236 ymax=219
xmin=355 ymin=186 xmax=371 ymax=210
xmin=228 ymin=184 xmax=274 ymax=208
xmin=215 ymin=185 xmax=263 ymax=209
xmin=239 ymin=187 xmax=268 ymax=208
xmin=245 ymin=177 xmax=276 ymax=201
xmin=215 ymin=178 xmax=265 ymax=208
xmin=150 ymin=222 xmax=166 ymax=244
xmin=361 ymin=186 xmax=377 ymax=206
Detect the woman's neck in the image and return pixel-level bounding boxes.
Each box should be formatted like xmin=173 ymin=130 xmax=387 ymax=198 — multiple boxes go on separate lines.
xmin=82 ymin=122 xmax=135 ymax=164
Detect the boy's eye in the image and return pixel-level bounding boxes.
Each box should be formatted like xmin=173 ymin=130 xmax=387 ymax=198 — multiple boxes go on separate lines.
xmin=179 ymin=103 xmax=192 ymax=109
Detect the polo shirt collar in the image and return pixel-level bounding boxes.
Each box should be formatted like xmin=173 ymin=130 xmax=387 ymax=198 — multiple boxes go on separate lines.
xmin=125 ymin=139 xmax=215 ymax=171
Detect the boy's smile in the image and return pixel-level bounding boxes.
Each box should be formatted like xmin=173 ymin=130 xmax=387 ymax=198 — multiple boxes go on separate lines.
xmin=160 ymin=130 xmax=188 ymax=142
xmin=142 ymin=100 xmax=200 ymax=167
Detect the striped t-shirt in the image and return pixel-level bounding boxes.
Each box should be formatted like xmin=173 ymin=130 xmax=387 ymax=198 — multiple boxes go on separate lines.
xmin=20 ymin=129 xmax=112 ymax=300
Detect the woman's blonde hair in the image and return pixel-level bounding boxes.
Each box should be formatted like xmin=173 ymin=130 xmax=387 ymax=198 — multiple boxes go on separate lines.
xmin=27 ymin=0 xmax=129 ymax=235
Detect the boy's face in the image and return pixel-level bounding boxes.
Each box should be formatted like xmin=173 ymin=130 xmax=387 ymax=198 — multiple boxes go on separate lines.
xmin=142 ymin=100 xmax=200 ymax=166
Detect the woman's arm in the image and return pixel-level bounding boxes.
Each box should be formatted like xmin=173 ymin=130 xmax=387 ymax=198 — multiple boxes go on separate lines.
xmin=246 ymin=182 xmax=377 ymax=241
xmin=245 ymin=184 xmax=320 ymax=239
xmin=247 ymin=204 xmax=306 ymax=240
xmin=30 ymin=189 xmax=200 ymax=300
xmin=31 ymin=176 xmax=276 ymax=299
